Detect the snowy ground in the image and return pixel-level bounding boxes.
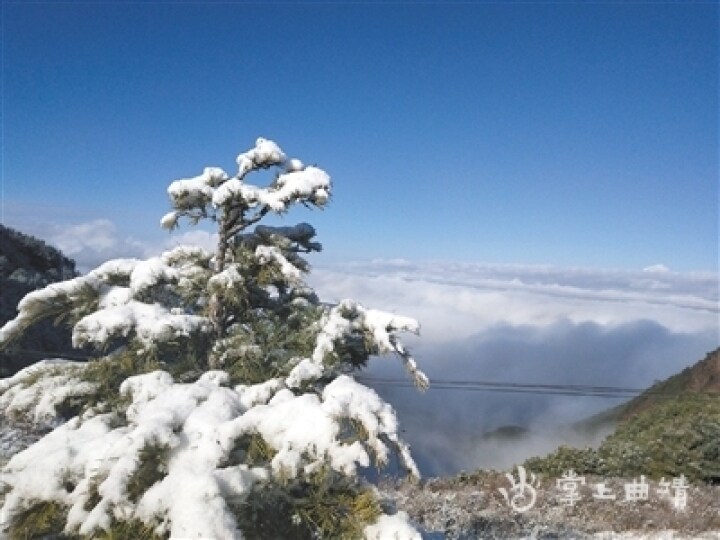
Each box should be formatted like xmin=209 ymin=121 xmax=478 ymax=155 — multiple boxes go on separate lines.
xmin=381 ymin=473 xmax=720 ymax=539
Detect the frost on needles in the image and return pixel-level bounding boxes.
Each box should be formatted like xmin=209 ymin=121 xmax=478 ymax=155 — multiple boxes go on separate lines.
xmin=0 ymin=138 xmax=428 ymax=539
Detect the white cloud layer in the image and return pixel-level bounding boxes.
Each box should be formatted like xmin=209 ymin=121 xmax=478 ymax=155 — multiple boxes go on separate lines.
xmin=164 ymin=230 xmax=218 ymax=254
xmin=309 ymin=260 xmax=718 ymax=475
xmin=309 ymin=259 xmax=718 ymax=340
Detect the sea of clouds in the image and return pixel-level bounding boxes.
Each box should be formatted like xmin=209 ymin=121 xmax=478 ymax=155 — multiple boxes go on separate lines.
xmin=309 ymin=259 xmax=719 ymax=475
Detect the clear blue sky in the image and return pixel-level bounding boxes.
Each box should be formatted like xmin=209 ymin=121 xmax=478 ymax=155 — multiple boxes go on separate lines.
xmin=2 ymin=1 xmax=718 ymax=271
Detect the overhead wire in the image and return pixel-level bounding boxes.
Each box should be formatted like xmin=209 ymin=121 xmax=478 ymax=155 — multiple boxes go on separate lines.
xmin=355 ymin=376 xmax=719 ymax=399
xmin=3 ymin=348 xmax=718 ymax=399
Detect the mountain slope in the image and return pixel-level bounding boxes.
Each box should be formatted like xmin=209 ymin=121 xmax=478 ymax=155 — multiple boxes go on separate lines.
xmin=525 ymin=347 xmax=720 ymax=483
xmin=616 ymin=348 xmax=719 ymax=421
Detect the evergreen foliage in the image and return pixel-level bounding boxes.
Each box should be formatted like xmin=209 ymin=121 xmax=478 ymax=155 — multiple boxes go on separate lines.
xmin=0 ymin=138 xmax=427 ymax=539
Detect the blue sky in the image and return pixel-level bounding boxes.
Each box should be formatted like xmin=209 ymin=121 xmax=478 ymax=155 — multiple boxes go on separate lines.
xmin=2 ymin=1 xmax=718 ymax=271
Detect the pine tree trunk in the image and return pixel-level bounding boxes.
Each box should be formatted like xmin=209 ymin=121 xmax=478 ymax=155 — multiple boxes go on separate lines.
xmin=209 ymin=228 xmax=229 ymax=346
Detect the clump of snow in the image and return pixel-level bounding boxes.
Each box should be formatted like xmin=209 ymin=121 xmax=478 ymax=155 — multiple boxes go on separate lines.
xmin=0 ymin=275 xmax=101 ymax=346
xmin=286 ymin=300 xmax=429 ymax=391
xmin=0 ymin=359 xmax=84 ymax=394
xmin=0 ymin=360 xmax=94 ymax=423
xmin=2 ymin=374 xmax=96 ymax=424
xmin=255 ymin=245 xmax=303 ymax=283
xmin=167 ymin=167 xmax=229 ymax=211
xmin=364 ymin=511 xmax=421 ymax=540
xmin=236 ymin=137 xmax=286 ymax=177
xmin=129 ymin=256 xmax=179 ymax=294
xmin=73 ymin=297 xmax=209 ymax=348
xmin=91 ymin=258 xmax=140 ymax=281
xmin=323 ymin=375 xmax=419 ymax=477
xmin=285 ymin=157 xmax=304 ymax=172
xmin=211 ymin=167 xmax=331 ymax=212
xmin=363 ymin=309 xmax=420 ymax=351
xmin=235 ymin=378 xmax=284 ymax=409
xmin=265 ymin=166 xmax=331 ymax=208
xmin=0 ymin=319 xmax=25 ymax=349
xmin=98 ymin=285 xmax=133 ymax=308
xmin=160 ymin=210 xmax=179 ymax=230
xmin=224 ymin=373 xmax=419 ymax=479
xmin=211 ymin=177 xmax=249 ymax=208
xmin=208 ymin=264 xmax=244 ymax=290
xmin=285 ymin=358 xmax=324 ymax=388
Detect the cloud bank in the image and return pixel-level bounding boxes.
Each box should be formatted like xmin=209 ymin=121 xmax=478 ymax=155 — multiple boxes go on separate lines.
xmin=309 ymin=259 xmax=717 ymax=339
xmin=43 ymin=219 xmax=152 ymax=272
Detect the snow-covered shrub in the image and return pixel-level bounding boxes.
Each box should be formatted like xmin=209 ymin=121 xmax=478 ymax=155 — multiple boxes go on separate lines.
xmin=0 ymin=138 xmax=427 ymax=539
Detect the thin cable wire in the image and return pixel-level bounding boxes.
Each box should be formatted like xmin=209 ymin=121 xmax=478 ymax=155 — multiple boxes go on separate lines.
xmin=4 ymin=348 xmax=718 ymax=399
xmin=356 ymin=376 xmax=720 ymax=399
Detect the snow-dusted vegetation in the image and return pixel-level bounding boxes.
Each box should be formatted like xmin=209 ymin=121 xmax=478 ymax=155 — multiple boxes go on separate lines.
xmin=0 ymin=138 xmax=428 ymax=539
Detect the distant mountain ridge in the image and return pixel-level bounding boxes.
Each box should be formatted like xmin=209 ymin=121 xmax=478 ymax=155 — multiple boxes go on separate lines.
xmin=526 ymin=347 xmax=720 ymax=483
xmin=579 ymin=347 xmax=720 ymax=430
xmin=0 ymin=224 xmax=78 ymax=376
xmin=617 ymin=347 xmax=719 ymax=419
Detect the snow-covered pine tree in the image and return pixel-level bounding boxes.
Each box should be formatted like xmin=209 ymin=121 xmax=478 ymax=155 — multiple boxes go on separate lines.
xmin=0 ymin=138 xmax=429 ymax=539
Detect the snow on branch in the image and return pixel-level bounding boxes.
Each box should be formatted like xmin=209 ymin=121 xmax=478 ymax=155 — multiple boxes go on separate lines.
xmin=163 ymin=138 xmax=331 ymax=233
xmin=286 ymin=300 xmax=429 ymax=391
xmin=1 ymin=371 xmax=268 ymax=538
xmin=254 ymin=166 xmax=330 ymax=210
xmin=208 ymin=263 xmax=245 ymax=291
xmin=0 ymin=369 xmax=418 ymax=537
xmin=322 ymin=375 xmax=420 ymax=477
xmin=0 ymin=359 xmax=94 ymax=423
xmin=364 ymin=512 xmax=421 ymax=540
xmin=211 ymin=166 xmax=330 ymax=212
xmin=236 ymin=137 xmax=286 ymax=177
xmin=72 ymin=300 xmax=210 ymax=348
xmin=166 ymin=167 xmax=229 ymax=214
xmin=0 ymin=275 xmax=103 ymax=347
xmin=254 ymin=245 xmax=303 ymax=284
xmin=0 ymin=246 xmax=213 ymax=351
